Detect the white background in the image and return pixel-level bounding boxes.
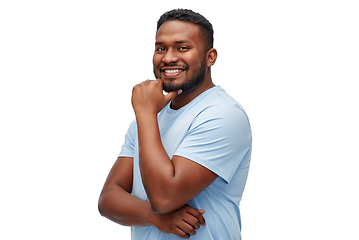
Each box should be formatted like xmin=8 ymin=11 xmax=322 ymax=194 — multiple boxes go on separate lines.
xmin=1 ymin=0 xmax=358 ymax=239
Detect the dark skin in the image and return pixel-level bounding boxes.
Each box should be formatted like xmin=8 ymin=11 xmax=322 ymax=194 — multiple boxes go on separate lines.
xmin=98 ymin=20 xmax=218 ymax=238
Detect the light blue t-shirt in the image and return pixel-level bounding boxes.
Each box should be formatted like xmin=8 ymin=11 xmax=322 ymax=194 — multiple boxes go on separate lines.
xmin=119 ymin=86 xmax=252 ymax=240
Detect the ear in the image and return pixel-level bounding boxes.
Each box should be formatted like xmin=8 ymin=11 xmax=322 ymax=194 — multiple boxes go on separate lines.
xmin=206 ymin=48 xmax=218 ymax=67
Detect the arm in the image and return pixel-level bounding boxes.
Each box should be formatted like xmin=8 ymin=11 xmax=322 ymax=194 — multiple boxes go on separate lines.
xmin=132 ymin=80 xmax=218 ymax=214
xmin=98 ymin=156 xmax=153 ymax=226
xmin=98 ymin=157 xmax=206 ymax=238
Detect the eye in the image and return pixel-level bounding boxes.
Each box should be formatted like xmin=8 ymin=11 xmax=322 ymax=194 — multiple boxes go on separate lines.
xmin=156 ymin=47 xmax=166 ymax=52
xmin=178 ymin=46 xmax=189 ymax=51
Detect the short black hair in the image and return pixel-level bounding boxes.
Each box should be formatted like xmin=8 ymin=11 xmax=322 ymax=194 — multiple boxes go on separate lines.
xmin=156 ymin=9 xmax=214 ymax=52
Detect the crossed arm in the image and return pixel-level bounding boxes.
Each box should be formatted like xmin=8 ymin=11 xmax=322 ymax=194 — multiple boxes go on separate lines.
xmin=132 ymin=79 xmax=218 ymax=213
xmin=98 ymin=79 xmax=218 ymax=237
xmin=98 ymin=156 xmax=208 ymax=238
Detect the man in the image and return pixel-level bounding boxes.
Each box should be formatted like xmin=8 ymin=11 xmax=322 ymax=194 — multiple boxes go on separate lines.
xmin=98 ymin=9 xmax=252 ymax=240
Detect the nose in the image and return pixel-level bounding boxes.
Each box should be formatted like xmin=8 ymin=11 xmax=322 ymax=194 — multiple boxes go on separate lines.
xmin=162 ymin=48 xmax=179 ymax=64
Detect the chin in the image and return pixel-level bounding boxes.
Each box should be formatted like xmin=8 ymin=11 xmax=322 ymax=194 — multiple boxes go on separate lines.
xmin=163 ymin=81 xmax=182 ymax=93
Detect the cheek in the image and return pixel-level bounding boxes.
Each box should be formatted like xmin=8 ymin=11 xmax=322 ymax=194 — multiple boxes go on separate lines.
xmin=153 ymin=53 xmax=162 ymax=65
xmin=186 ymin=52 xmax=204 ymax=67
xmin=187 ymin=59 xmax=203 ymax=74
xmin=152 ymin=58 xmax=160 ymax=72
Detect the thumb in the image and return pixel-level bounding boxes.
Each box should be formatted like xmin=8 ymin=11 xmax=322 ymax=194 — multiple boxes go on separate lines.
xmin=164 ymin=89 xmax=182 ymax=103
xmin=198 ymin=209 xmax=205 ymax=214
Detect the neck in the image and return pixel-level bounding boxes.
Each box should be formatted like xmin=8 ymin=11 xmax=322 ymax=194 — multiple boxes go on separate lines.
xmin=170 ymin=75 xmax=215 ymax=110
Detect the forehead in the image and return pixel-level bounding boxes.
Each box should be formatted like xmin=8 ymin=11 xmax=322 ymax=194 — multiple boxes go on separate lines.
xmin=155 ymin=20 xmax=203 ymax=45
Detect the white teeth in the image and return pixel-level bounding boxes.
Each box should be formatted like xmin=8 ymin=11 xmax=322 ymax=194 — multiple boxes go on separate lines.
xmin=165 ymin=69 xmax=182 ymax=73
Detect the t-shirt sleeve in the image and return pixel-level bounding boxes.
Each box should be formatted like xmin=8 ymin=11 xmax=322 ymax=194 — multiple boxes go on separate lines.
xmin=119 ymin=120 xmax=137 ymax=158
xmin=174 ymin=105 xmax=252 ymax=183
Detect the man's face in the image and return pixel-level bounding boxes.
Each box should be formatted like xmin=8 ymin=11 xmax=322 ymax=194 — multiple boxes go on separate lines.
xmin=153 ymin=21 xmax=208 ymax=93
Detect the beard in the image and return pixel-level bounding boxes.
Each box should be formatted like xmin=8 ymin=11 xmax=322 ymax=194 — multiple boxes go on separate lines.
xmin=154 ymin=60 xmax=207 ymax=93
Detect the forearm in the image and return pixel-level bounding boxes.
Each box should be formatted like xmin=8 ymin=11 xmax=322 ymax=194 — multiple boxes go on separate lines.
xmin=98 ymin=184 xmax=155 ymax=226
xmin=99 ymin=183 xmax=206 ymax=238
xmin=136 ymin=113 xmax=177 ymax=211
xmin=131 ymin=79 xmax=214 ymax=214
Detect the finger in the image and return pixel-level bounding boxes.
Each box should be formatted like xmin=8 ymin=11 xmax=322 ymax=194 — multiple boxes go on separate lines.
xmin=182 ymin=213 xmax=201 ymax=230
xmin=185 ymin=206 xmax=206 ymax=227
xmin=177 ymin=221 xmax=196 ymax=237
xmin=164 ymin=90 xmax=181 ymax=103
xmin=173 ymin=227 xmax=191 ymax=239
xmin=155 ymin=78 xmax=163 ymax=86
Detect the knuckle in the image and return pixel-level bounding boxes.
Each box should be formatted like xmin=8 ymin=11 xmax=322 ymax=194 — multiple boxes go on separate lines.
xmin=179 ymin=232 xmax=189 ymax=239
xmin=132 ymin=86 xmax=137 ymax=93
xmin=169 ymin=223 xmax=175 ymax=231
xmin=188 ymin=228 xmax=196 ymax=236
xmin=194 ymin=221 xmax=200 ymax=229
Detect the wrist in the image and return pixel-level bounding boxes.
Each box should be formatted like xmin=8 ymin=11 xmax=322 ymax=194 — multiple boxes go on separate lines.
xmin=135 ymin=110 xmax=157 ymax=122
xmin=143 ymin=204 xmax=158 ymax=226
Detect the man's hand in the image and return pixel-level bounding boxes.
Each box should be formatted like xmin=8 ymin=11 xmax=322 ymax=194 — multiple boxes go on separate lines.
xmin=131 ymin=79 xmax=181 ymax=115
xmin=150 ymin=204 xmax=206 ymax=239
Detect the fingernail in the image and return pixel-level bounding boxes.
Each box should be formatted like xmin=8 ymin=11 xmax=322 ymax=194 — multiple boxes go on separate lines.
xmin=177 ymin=89 xmax=183 ymax=94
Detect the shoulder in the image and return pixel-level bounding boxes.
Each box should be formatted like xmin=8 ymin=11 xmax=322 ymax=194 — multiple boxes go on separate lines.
xmin=193 ymin=87 xmax=250 ymax=129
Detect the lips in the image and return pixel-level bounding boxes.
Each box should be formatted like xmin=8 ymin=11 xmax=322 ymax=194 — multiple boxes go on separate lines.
xmin=160 ymin=66 xmax=186 ymax=78
xmin=164 ymin=69 xmax=183 ymax=73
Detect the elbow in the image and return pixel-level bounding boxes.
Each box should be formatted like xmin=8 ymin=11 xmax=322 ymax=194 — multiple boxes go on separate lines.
xmin=98 ymin=194 xmax=110 ymax=217
xmin=149 ymin=197 xmax=177 ymax=214
xmin=151 ymin=203 xmax=172 ymax=215
xmin=98 ymin=197 xmax=106 ymax=217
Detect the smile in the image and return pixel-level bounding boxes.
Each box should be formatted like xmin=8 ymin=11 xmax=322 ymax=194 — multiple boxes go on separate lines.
xmin=164 ymin=69 xmax=184 ymax=73
xmin=160 ymin=67 xmax=186 ymax=78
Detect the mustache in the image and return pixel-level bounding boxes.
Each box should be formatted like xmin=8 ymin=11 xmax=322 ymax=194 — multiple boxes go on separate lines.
xmin=159 ymin=64 xmax=188 ymax=72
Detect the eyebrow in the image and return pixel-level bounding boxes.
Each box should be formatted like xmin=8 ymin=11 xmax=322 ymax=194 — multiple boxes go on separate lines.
xmin=155 ymin=40 xmax=192 ymax=45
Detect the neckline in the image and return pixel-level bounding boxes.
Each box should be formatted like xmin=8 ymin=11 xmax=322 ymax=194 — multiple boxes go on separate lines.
xmin=165 ymin=85 xmax=221 ymax=114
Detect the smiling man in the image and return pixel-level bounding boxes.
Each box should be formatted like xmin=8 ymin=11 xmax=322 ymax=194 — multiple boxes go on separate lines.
xmin=98 ymin=9 xmax=252 ymax=240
